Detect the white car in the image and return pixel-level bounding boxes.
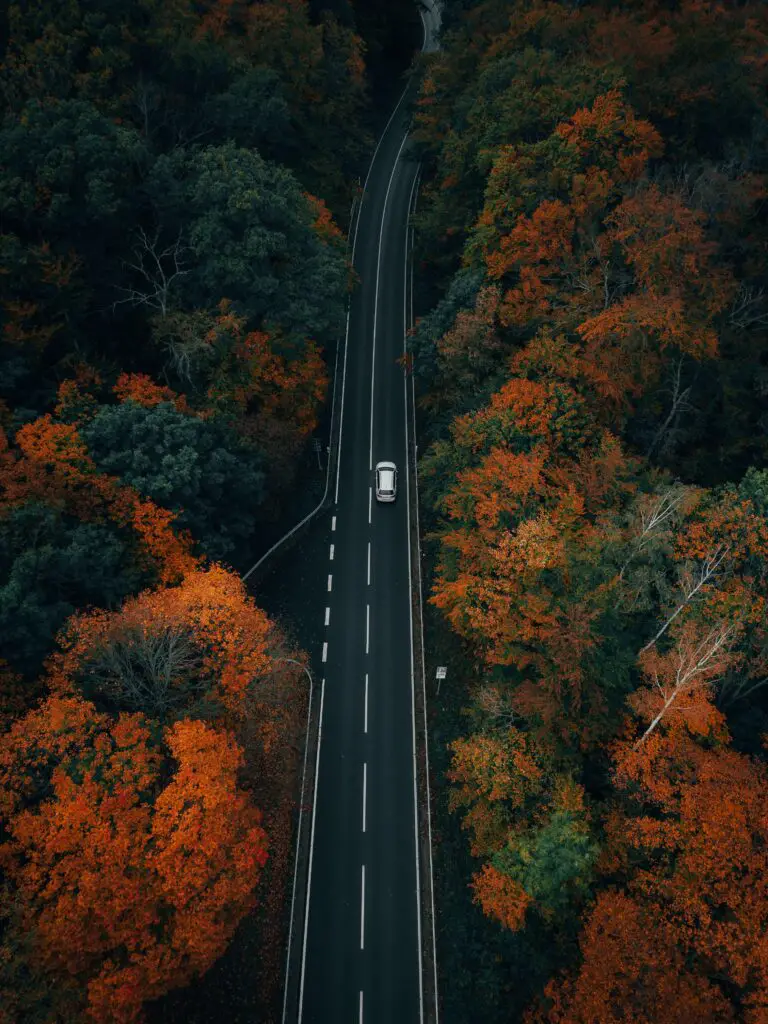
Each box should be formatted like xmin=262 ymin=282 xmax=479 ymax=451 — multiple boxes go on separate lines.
xmin=375 ymin=461 xmax=397 ymax=502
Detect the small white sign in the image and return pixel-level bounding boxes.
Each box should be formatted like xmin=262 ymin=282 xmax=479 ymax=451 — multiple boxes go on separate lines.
xmin=436 ymin=666 xmax=447 ymax=680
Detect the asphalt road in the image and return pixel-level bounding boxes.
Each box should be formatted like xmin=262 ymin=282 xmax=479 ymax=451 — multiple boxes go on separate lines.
xmin=298 ymin=7 xmax=441 ymax=1022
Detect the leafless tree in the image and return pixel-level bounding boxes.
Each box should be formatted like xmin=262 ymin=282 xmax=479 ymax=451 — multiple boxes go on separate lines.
xmin=718 ymin=669 xmax=768 ymax=708
xmin=619 ymin=485 xmax=689 ymax=580
xmin=639 ymin=543 xmax=730 ymax=655
xmin=729 ymin=284 xmax=768 ymax=332
xmin=83 ymin=623 xmax=208 ymax=720
xmin=151 ymin=309 xmax=215 ymax=385
xmin=645 ymin=357 xmax=694 ymax=462
xmin=112 ymin=226 xmax=192 ymax=317
xmin=634 ymin=621 xmax=735 ymax=748
xmin=476 ymin=684 xmax=518 ymax=727
xmin=132 ymin=72 xmax=165 ymax=143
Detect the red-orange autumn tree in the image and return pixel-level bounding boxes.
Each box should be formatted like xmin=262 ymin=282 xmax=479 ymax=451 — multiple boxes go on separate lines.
xmin=530 ymin=698 xmax=768 ymax=1023
xmin=45 ymin=565 xmax=281 ymax=735
xmin=202 ymin=302 xmax=329 ymax=472
xmin=0 ymin=695 xmax=268 ymax=1024
xmin=425 ymin=371 xmax=639 ymax=749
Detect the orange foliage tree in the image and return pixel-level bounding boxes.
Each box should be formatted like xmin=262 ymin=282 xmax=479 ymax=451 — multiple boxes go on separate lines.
xmin=203 ymin=303 xmax=329 ymax=469
xmin=0 ymin=695 xmax=268 ymax=1024
xmin=528 ymin=889 xmax=736 ymax=1024
xmin=45 ymin=564 xmax=278 ymax=733
xmin=425 ymin=372 xmax=639 ymax=749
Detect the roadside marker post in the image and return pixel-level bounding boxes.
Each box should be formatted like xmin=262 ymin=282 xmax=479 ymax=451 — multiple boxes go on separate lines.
xmin=436 ymin=666 xmax=447 ymax=696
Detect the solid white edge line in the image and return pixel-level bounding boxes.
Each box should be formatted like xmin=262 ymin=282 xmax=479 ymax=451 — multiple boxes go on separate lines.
xmin=408 ymin=164 xmax=440 ymax=1024
xmin=324 ymin=606 xmax=330 ymax=626
xmin=367 ymin=542 xmax=371 ymax=586
xmin=403 ymin=164 xmax=425 ymax=1024
xmin=297 ymin=678 xmax=326 ymax=1023
xmin=336 ymin=74 xmax=414 ymax=506
xmin=370 ymin=127 xmax=411 ymax=473
xmin=364 ymin=673 xmax=368 ymax=733
xmin=362 ymin=762 xmax=367 ymax=833
xmin=365 ymin=604 xmax=370 ymax=655
xmin=281 ymin=666 xmax=316 ymax=1024
xmin=360 ymin=864 xmax=366 ymax=950
xmin=322 ymin=642 xmax=328 ymax=664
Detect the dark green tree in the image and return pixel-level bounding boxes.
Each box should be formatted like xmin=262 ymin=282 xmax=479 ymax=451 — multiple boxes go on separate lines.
xmin=144 ymin=142 xmax=347 ymax=344
xmin=82 ymin=401 xmax=267 ymax=562
xmin=0 ymin=502 xmax=145 ymax=677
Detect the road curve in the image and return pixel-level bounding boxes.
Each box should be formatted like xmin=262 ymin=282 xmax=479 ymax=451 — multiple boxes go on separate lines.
xmin=296 ymin=5 xmax=441 ymax=1022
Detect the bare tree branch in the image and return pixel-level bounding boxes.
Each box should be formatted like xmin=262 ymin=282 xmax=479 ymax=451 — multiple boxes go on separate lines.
xmin=639 ymin=544 xmax=730 ymax=654
xmin=635 ymin=622 xmax=735 ymax=748
xmin=111 ymin=226 xmax=192 ymax=318
xmin=83 ymin=623 xmax=207 ymax=720
xmin=646 ymin=357 xmax=693 ymax=461
xmin=729 ymin=284 xmax=768 ymax=331
xmin=619 ymin=486 xmax=688 ymax=580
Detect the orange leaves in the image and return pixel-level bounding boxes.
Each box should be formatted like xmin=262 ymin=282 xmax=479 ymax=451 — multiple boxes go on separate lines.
xmin=1 ymin=412 xmax=199 ymax=584
xmin=150 ymin=719 xmax=268 ymax=964
xmin=15 ymin=414 xmax=92 ymax=478
xmin=109 ymin=491 xmax=198 ymax=585
xmin=472 ymin=864 xmax=532 ymax=932
xmin=606 ymin=186 xmax=713 ymax=292
xmin=488 ymin=199 xmax=575 ymax=280
xmin=605 ymin=726 xmax=768 ymax=1021
xmin=113 ymin=372 xmax=190 ymax=413
xmin=555 ymin=89 xmax=664 ymax=183
xmin=488 ymin=200 xmax=576 ymax=328
xmin=0 ymin=695 xmax=269 ymax=1024
xmin=448 ymin=727 xmax=544 ymax=857
xmin=531 ymin=890 xmax=735 ymax=1024
xmin=47 ymin=565 xmax=273 ymax=722
xmin=204 ymin=306 xmax=328 ymax=457
xmin=303 ymin=191 xmax=344 ymax=244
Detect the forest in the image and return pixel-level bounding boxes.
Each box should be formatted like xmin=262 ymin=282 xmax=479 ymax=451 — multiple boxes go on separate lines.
xmin=409 ymin=0 xmax=768 ymax=1021
xmin=0 ymin=0 xmax=419 ymax=1020
xmin=3 ymin=0 xmax=768 ymax=1021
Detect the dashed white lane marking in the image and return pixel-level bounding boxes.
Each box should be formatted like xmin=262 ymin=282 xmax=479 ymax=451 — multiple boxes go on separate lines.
xmin=332 ymin=515 xmax=337 ymax=531
xmin=327 ymin=574 xmax=332 ymax=592
xmin=330 ymin=543 xmax=335 ymax=561
xmin=324 ymin=607 xmax=330 ymax=626
xmin=322 ymin=642 xmax=328 ymax=663
xmin=359 ymin=991 xmax=363 ymax=1024
xmin=368 ymin=487 xmax=372 ymax=524
xmin=362 ymin=762 xmax=367 ymax=833
xmin=360 ymin=865 xmax=366 ymax=950
xmin=364 ymin=674 xmax=368 ymax=733
xmin=365 ymin=604 xmax=370 ymax=655
xmin=367 ymin=542 xmax=371 ymax=585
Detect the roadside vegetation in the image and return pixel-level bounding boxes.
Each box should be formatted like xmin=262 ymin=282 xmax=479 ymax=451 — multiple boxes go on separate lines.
xmin=410 ymin=0 xmax=768 ymax=1020
xmin=0 ymin=1 xmax=419 ymax=1020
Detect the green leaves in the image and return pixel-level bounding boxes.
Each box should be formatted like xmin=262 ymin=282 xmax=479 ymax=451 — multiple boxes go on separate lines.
xmin=0 ymin=502 xmax=145 ymax=676
xmin=82 ymin=401 xmax=266 ymax=563
xmin=493 ymin=810 xmax=599 ymax=920
xmin=0 ymin=99 xmax=143 ymax=240
xmin=145 ymin=143 xmax=347 ymax=343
